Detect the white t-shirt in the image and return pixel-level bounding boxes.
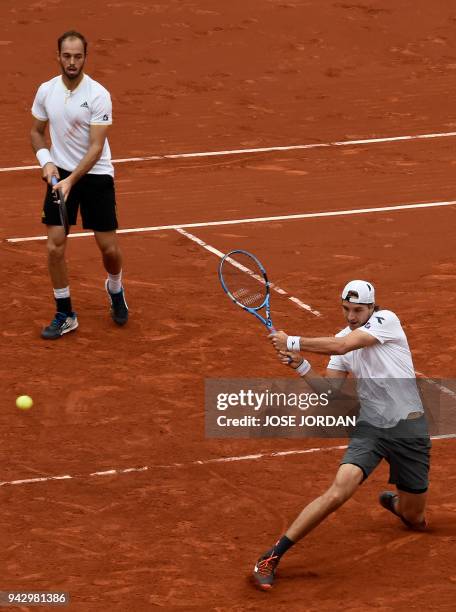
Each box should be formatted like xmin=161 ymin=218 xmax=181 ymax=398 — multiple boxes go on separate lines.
xmin=32 ymin=74 xmax=114 ymax=176
xmin=327 ymin=310 xmax=423 ymax=427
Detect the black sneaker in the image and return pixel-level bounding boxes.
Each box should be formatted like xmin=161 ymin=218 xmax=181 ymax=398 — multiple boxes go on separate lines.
xmin=252 ymin=548 xmax=280 ymax=590
xmin=105 ymin=280 xmax=129 ymax=326
xmin=41 ymin=312 xmax=78 ymax=340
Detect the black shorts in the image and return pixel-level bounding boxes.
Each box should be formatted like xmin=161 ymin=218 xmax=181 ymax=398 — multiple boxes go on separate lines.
xmin=42 ymin=167 xmax=118 ymax=232
xmin=341 ymin=416 xmax=431 ymax=494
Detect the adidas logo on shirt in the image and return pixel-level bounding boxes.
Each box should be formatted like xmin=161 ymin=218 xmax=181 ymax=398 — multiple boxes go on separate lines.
xmin=80 ymin=101 xmax=89 ymax=108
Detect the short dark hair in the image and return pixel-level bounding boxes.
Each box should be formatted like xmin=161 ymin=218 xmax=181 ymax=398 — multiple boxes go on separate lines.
xmin=345 ymin=290 xmax=377 ymax=308
xmin=58 ymin=30 xmax=88 ymax=54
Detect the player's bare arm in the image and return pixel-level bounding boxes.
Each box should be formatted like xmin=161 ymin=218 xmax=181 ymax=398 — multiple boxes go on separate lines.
xmin=270 ymin=328 xmax=378 ymax=355
xmin=55 ymin=123 xmax=110 ymax=199
xmin=277 ymin=349 xmax=348 ymax=394
xmin=30 ymin=118 xmax=59 ymax=183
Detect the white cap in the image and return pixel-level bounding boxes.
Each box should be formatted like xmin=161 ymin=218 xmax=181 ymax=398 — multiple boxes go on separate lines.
xmin=341 ymin=280 xmax=375 ymax=304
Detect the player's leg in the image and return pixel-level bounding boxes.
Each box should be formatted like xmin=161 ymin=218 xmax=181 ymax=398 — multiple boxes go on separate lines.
xmin=94 ymin=230 xmax=128 ymax=325
xmin=379 ymin=417 xmax=430 ymax=530
xmin=47 ymin=225 xmax=69 ymax=289
xmin=80 ymin=173 xmax=129 ymax=326
xmin=252 ymin=434 xmax=382 ymax=589
xmin=41 ymin=173 xmax=78 ymax=339
xmin=397 ymin=489 xmax=427 ymax=526
xmin=287 ymin=463 xmax=364 ymax=540
xmin=94 ymin=229 xmax=122 ymax=275
xmin=252 ymin=463 xmax=364 ymax=590
xmin=379 ymin=489 xmax=428 ymax=530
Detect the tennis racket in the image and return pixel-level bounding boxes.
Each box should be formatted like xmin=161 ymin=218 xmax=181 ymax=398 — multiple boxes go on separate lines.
xmin=51 ymin=176 xmax=69 ymax=235
xmin=218 ymin=249 xmax=276 ymax=333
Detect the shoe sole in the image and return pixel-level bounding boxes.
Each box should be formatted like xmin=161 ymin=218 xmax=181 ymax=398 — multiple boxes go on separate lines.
xmin=252 ymin=565 xmax=274 ymax=591
xmin=251 ymin=574 xmax=273 ymax=591
xmin=255 ymin=581 xmax=272 ymax=591
xmin=112 ymin=315 xmax=128 ymax=326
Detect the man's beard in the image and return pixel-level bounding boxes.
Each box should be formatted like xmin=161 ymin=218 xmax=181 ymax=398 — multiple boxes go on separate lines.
xmin=62 ymin=64 xmax=84 ymax=80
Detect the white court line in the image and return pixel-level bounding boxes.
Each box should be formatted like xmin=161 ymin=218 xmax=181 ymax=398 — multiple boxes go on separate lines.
xmin=5 ymin=198 xmax=456 ymax=243
xmin=176 ymin=227 xmax=321 ymax=316
xmin=3 ymin=129 xmax=456 ymax=173
xmin=415 ymin=371 xmax=456 ymax=399
xmin=1 ymin=435 xmax=454 ymax=488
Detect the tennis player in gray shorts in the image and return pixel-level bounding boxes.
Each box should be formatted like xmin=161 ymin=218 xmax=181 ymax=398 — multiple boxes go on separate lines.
xmin=252 ymin=280 xmax=431 ymax=590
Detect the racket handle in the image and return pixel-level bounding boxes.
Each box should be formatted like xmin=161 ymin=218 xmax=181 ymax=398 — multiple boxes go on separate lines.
xmin=51 ymin=176 xmax=58 ymax=187
xmin=269 ymin=325 xmax=292 ymax=363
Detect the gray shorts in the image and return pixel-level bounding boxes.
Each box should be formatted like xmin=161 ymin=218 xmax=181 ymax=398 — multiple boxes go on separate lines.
xmin=341 ymin=416 xmax=431 ymax=493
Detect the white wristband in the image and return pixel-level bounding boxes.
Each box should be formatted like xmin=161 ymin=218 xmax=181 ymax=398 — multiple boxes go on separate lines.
xmin=296 ymin=359 xmax=311 ymax=376
xmin=286 ymin=336 xmax=301 ymax=351
xmin=36 ymin=148 xmax=53 ymax=168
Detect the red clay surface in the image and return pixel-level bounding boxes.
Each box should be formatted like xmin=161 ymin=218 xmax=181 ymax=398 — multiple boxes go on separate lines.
xmin=1 ymin=1 xmax=456 ymax=610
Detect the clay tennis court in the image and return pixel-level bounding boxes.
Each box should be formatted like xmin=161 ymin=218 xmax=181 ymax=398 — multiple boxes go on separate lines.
xmin=1 ymin=0 xmax=456 ymax=609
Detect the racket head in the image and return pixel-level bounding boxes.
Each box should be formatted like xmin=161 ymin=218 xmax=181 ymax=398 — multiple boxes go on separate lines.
xmin=51 ymin=176 xmax=69 ymax=235
xmin=218 ymin=249 xmax=274 ymax=331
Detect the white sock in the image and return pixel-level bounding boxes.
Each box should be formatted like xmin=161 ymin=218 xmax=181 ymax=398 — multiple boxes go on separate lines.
xmin=107 ymin=271 xmax=122 ymax=294
xmin=53 ymin=286 xmax=70 ymax=299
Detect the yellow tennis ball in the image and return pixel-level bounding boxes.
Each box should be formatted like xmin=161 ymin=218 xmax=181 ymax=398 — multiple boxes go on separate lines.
xmin=16 ymin=395 xmax=33 ymax=410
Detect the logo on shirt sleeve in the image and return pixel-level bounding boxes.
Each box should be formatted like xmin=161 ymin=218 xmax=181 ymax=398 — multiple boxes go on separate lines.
xmin=102 ymin=114 xmax=109 ymax=121
xmin=375 ymin=317 xmax=385 ymax=325
xmin=364 ymin=322 xmax=371 ymax=329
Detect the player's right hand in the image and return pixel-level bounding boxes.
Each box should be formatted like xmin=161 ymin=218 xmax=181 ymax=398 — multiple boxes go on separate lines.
xmin=269 ymin=330 xmax=288 ymax=352
xmin=42 ymin=162 xmax=59 ymax=184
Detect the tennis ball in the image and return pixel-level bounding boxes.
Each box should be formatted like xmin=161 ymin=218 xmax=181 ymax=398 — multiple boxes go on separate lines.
xmin=16 ymin=395 xmax=33 ymax=410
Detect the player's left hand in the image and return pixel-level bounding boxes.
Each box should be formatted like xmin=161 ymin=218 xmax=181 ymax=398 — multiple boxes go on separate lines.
xmin=52 ymin=175 xmax=74 ymax=202
xmin=268 ymin=330 xmax=288 ymax=352
xmin=278 ymin=350 xmax=303 ymax=369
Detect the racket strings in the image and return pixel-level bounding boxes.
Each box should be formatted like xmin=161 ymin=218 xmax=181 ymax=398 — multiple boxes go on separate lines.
xmin=221 ymin=253 xmax=268 ymax=309
xmin=234 ymin=289 xmax=264 ymax=307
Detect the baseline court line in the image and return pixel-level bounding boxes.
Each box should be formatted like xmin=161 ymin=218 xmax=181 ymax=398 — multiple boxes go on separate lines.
xmin=0 ymin=435 xmax=454 ymax=489
xmin=175 ymin=227 xmax=321 ymax=316
xmin=5 ymin=198 xmax=456 ymax=243
xmin=3 ymin=129 xmax=456 ymax=173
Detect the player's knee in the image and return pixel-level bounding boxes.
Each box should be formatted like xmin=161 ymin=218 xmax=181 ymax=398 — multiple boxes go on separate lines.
xmin=100 ymin=242 xmax=119 ymax=259
xmin=324 ymin=485 xmax=350 ymax=510
xmin=47 ymin=241 xmax=65 ymax=261
xmin=401 ymin=508 xmax=425 ymax=526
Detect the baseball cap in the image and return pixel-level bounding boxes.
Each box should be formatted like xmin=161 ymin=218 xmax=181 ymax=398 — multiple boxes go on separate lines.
xmin=341 ymin=280 xmax=375 ymax=304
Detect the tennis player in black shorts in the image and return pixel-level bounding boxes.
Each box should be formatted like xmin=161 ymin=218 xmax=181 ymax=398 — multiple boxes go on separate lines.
xmin=30 ymin=30 xmax=128 ymax=339
xmin=252 ymin=280 xmax=431 ymax=590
